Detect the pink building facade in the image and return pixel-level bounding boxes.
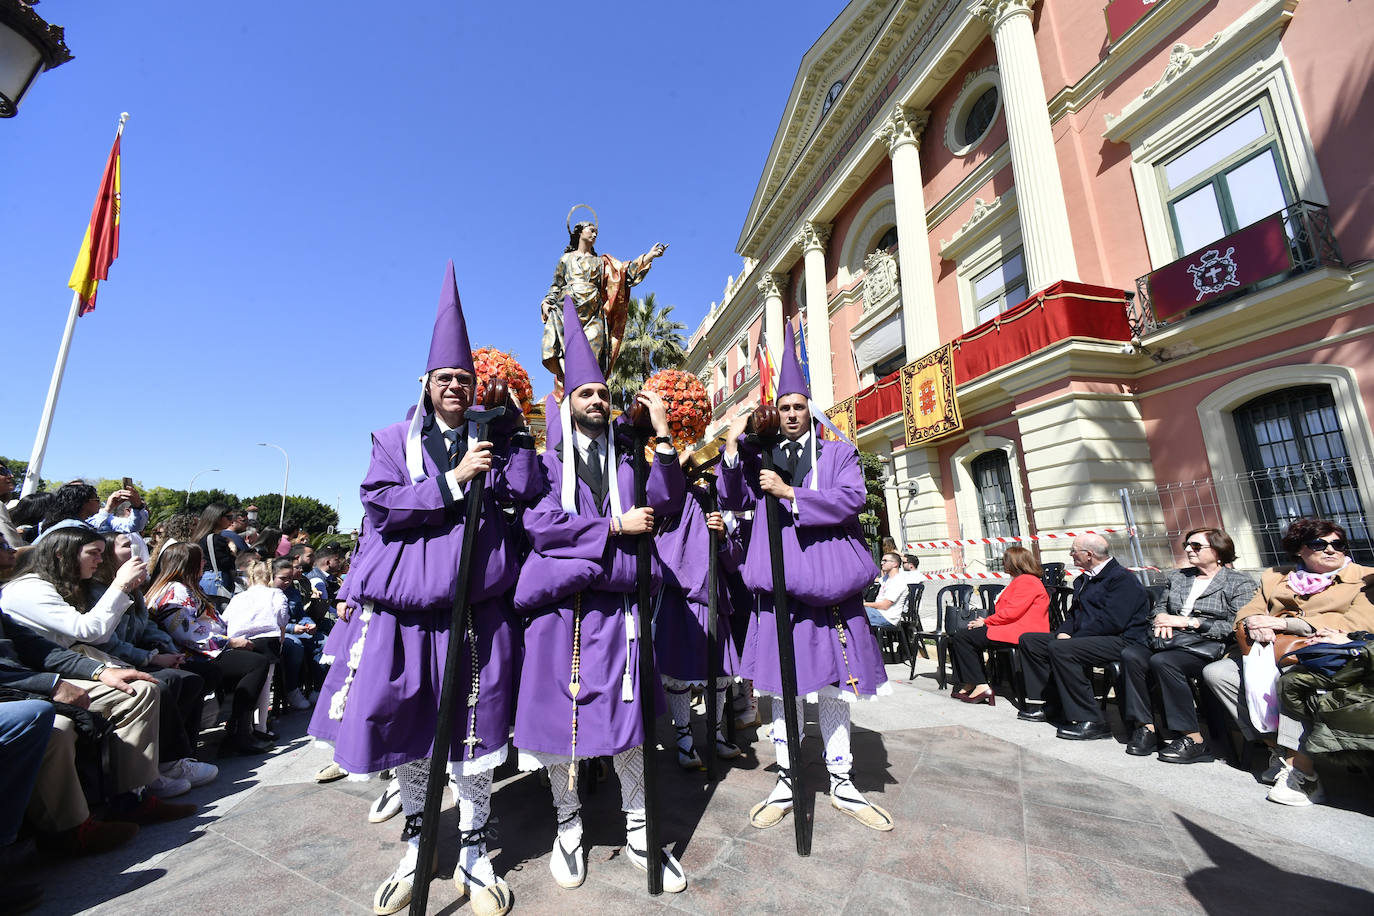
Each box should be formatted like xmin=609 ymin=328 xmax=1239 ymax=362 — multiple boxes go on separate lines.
xmin=685 ymin=0 xmax=1374 ymax=576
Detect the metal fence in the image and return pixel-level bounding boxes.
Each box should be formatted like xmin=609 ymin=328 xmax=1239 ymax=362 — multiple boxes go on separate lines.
xmin=1119 ymin=455 xmax=1373 ymax=576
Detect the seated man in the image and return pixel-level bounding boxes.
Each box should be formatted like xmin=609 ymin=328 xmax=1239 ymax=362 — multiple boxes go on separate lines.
xmin=1016 ymin=534 xmax=1149 ymax=739
xmin=863 ymin=552 xmax=910 ymax=628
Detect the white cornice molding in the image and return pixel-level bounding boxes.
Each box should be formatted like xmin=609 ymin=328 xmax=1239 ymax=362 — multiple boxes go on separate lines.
xmin=938 ymin=187 xmax=1018 ymax=261
xmin=1103 ymin=0 xmax=1300 ymax=144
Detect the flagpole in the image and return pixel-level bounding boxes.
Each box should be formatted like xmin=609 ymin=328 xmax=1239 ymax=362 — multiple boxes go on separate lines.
xmin=20 ymin=112 xmax=128 ymax=498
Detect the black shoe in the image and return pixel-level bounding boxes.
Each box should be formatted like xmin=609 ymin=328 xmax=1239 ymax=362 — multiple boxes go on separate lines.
xmin=1158 ymin=736 xmax=1213 ymax=764
xmin=1018 ymin=706 xmax=1049 ymax=722
xmin=1057 ymin=720 xmax=1113 ymax=741
xmin=1126 ymin=725 xmax=1159 ymax=756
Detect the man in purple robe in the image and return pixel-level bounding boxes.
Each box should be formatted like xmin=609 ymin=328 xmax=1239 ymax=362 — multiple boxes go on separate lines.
xmin=653 ymin=472 xmax=745 ymax=769
xmin=308 ymin=263 xmax=538 ymax=916
xmin=717 ymin=321 xmax=895 ymax=833
xmin=512 ymin=301 xmax=688 ymax=893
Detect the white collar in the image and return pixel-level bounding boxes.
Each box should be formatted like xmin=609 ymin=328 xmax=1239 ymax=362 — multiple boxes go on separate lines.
xmin=571 ymin=426 xmax=609 ymax=461
xmin=782 ymin=430 xmax=812 ymax=452
xmin=1084 ymin=557 xmax=1112 ymax=578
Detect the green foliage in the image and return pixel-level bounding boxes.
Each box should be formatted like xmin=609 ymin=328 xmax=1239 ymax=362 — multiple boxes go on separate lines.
xmin=857 ymin=451 xmax=889 ymax=554
xmin=607 ymin=293 xmax=688 ymax=411
xmin=245 ymin=493 xmax=338 ymax=534
xmin=310 ymin=530 xmax=357 ymax=550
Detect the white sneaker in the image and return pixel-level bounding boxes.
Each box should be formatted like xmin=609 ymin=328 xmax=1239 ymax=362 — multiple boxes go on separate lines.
xmin=147 ymin=774 xmax=192 ymax=798
xmin=286 ymin=688 xmax=312 ymax=710
xmin=369 ymin=780 xmax=402 ymax=824
xmin=1267 ymin=763 xmax=1326 ymax=807
xmin=1259 ymin=749 xmax=1285 ymax=785
xmin=161 ymin=758 xmax=218 ymax=788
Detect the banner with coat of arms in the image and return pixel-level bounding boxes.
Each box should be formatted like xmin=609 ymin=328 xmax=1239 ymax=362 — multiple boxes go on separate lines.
xmin=824 ymin=396 xmax=857 ymax=443
xmin=901 ymin=342 xmax=962 ymax=447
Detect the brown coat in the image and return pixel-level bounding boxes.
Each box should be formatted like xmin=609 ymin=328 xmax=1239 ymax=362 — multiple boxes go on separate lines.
xmin=1234 ymin=563 xmax=1374 ymax=635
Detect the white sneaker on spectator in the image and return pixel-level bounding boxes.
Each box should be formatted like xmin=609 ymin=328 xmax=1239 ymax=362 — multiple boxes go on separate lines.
xmin=369 ymin=779 xmax=402 ymax=824
xmin=161 ymin=758 xmax=218 ymax=788
xmin=1266 ymin=763 xmax=1326 ymax=807
xmin=286 ymin=689 xmax=312 ymax=710
xmin=1259 ymin=749 xmax=1285 ymax=785
xmin=147 ymin=774 xmax=191 ymax=798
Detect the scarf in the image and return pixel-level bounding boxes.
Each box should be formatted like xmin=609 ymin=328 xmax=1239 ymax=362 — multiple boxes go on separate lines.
xmin=1287 ymin=558 xmax=1351 ymax=596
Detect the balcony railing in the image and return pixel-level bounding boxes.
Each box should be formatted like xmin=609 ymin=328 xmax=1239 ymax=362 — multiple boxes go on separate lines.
xmin=1129 ymin=201 xmax=1345 ymax=337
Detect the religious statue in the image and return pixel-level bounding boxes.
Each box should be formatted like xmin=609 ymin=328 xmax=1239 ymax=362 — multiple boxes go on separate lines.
xmin=540 ymin=205 xmax=667 ymax=396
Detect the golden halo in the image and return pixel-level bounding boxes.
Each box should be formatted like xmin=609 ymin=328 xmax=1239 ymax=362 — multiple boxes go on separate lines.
xmin=566 ymin=204 xmax=599 ymax=234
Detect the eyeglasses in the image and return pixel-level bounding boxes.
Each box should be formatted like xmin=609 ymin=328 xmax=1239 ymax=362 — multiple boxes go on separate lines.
xmin=1304 ymin=537 xmax=1348 ymax=553
xmin=429 ymin=373 xmax=472 ymax=389
xmin=1182 ymin=541 xmax=1212 ymax=552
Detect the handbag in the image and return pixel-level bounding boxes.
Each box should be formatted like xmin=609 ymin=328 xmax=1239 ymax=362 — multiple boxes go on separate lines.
xmin=1280 ymin=636 xmax=1372 ymax=678
xmin=1146 ymin=628 xmax=1227 ymax=661
xmin=201 ymin=534 xmax=234 ymax=601
xmin=1235 ymin=608 xmax=1308 ymax=668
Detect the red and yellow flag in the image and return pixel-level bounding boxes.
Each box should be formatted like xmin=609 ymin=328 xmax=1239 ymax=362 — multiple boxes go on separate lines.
xmin=754 ymin=327 xmax=777 ymax=403
xmin=901 ymin=342 xmax=963 ymax=447
xmin=68 ymin=134 xmax=122 ymax=315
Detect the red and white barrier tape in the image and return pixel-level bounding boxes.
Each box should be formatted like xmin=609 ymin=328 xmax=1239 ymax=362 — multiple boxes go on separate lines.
xmin=904 ymin=527 xmax=1134 ymax=551
xmin=912 ymin=566 xmax=1159 ymax=581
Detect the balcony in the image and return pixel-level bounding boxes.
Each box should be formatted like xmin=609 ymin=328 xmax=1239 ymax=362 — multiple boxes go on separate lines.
xmin=1129 ymin=201 xmax=1345 ymax=337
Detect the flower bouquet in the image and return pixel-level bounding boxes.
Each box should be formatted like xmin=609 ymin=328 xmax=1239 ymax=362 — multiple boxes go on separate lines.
xmin=473 ymin=347 xmax=535 ymax=416
xmin=642 ymin=369 xmax=710 ymax=450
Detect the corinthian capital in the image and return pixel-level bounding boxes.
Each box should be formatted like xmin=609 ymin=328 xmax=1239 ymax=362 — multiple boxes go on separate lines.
xmin=795 ymin=221 xmax=832 ymax=254
xmin=970 ymin=0 xmax=1036 ymax=30
xmin=876 ymin=104 xmax=931 ymax=156
xmin=757 ymin=272 xmax=785 ymax=300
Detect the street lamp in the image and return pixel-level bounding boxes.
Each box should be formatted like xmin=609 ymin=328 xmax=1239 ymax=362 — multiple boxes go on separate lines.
xmin=258 ymin=442 xmax=289 ymax=528
xmin=0 ymin=1 xmax=73 ymax=118
xmin=184 ymin=467 xmax=221 ymax=507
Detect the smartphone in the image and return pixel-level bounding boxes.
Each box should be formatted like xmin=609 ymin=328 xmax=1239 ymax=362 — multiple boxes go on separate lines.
xmin=122 ymin=477 xmax=133 ymax=489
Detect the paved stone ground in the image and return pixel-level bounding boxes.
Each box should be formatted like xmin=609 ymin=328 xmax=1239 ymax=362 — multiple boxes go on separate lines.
xmin=24 ymin=656 xmax=1374 ymax=915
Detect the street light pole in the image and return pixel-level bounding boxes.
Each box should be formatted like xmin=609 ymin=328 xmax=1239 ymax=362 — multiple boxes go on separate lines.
xmin=258 ymin=442 xmax=289 ymax=528
xmin=184 ymin=468 xmax=221 ymax=507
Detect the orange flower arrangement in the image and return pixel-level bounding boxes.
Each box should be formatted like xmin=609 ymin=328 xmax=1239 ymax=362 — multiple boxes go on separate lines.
xmin=643 ymin=369 xmax=710 ymax=449
xmin=473 ymin=347 xmax=535 ymax=416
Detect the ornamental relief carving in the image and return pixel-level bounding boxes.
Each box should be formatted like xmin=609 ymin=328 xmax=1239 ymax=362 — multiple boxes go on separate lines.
xmin=862 ymin=250 xmax=900 ymax=311
xmin=1141 ymin=35 xmax=1224 ymax=100
xmin=757 ymin=272 xmax=784 ymax=300
xmin=795 ymin=221 xmax=833 ymax=253
xmin=877 ymin=104 xmax=931 ymax=155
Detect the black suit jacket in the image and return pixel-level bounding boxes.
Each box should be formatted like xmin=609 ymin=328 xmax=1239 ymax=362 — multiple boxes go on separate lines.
xmin=1060 ymin=558 xmax=1150 ymax=642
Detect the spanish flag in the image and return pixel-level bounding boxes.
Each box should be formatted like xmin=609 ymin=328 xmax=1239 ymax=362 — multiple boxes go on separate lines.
xmin=754 ymin=326 xmax=777 ymax=403
xmin=68 ymin=134 xmax=122 ymax=315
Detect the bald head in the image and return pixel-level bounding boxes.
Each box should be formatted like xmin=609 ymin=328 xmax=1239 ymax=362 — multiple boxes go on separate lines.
xmin=1070 ymin=533 xmax=1111 ymax=570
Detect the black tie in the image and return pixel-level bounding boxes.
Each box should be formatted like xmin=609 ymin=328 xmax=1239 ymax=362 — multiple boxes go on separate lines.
xmin=585 ymin=440 xmax=605 ymax=504
xmin=445 ymin=429 xmax=465 ymax=469
xmin=784 ymin=442 xmax=802 ymax=480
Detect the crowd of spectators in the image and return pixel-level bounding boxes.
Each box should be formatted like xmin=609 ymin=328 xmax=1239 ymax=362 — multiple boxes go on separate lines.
xmin=0 ymin=469 xmax=348 ymax=912
xmin=890 ymin=516 xmax=1373 ymax=812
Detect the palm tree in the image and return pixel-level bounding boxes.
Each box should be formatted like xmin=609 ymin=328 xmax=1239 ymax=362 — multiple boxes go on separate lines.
xmin=608 ymin=292 xmax=688 ymax=410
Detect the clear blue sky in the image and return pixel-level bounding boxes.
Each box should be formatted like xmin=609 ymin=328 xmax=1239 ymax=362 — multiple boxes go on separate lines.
xmin=2 ymin=1 xmax=842 ymax=528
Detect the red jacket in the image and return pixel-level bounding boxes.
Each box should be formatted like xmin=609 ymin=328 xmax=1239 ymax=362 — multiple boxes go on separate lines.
xmin=984 ymin=574 xmax=1050 ymax=644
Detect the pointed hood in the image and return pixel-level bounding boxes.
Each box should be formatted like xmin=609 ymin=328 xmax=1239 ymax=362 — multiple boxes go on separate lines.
xmin=543 ymin=393 xmax=562 ymax=451
xmin=775 ymin=320 xmax=810 ymax=402
xmin=561 ymin=295 xmax=604 ymax=393
xmin=425 ymin=260 xmax=474 ymax=374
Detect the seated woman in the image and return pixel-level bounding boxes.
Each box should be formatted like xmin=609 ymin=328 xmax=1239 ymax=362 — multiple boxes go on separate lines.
xmin=146 ymin=543 xmax=274 ymax=755
xmin=1119 ymin=528 xmax=1254 ymax=764
xmin=1203 ymin=517 xmax=1374 ymax=806
xmin=86 ymin=532 xmax=219 ymax=790
xmin=947 ymin=546 xmax=1049 ymax=705
xmin=0 ymin=523 xmax=196 ymax=802
xmin=223 ymin=557 xmax=290 ymax=676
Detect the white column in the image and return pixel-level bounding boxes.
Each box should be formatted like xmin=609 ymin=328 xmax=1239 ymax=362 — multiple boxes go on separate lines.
xmin=972 ymin=0 xmax=1079 ymax=288
xmin=757 ymin=272 xmax=786 ymax=362
xmin=876 ymin=105 xmax=938 ymax=361
xmin=796 ymin=221 xmax=834 ymax=410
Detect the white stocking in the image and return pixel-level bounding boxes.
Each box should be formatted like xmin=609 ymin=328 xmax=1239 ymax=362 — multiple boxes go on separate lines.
xmin=547 ymin=763 xmax=582 ymax=848
xmin=818 ymin=695 xmax=853 ymax=776
xmin=452 ymin=771 xmax=496 ymax=886
xmin=769 ymin=696 xmax=804 ymax=770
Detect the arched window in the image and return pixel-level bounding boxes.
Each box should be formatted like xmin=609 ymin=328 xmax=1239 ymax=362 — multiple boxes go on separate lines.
xmin=875 ymin=225 xmax=898 ymax=252
xmin=1233 ymin=385 xmax=1371 ymax=565
xmin=972 ymin=450 xmax=1021 ymax=571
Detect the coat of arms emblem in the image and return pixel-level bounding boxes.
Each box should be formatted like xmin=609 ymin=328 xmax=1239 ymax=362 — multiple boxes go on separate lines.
xmin=1186 ymin=246 xmax=1240 ymax=301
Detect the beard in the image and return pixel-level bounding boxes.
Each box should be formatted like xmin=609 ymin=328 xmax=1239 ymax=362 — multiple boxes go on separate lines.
xmin=572 ymin=406 xmax=608 ymax=435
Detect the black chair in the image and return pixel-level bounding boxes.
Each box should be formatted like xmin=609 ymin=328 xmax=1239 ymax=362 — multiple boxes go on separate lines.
xmin=1040 ymin=562 xmax=1066 ymax=592
xmin=871 ymin=582 xmax=923 ymax=667
xmin=977 ymin=583 xmax=1005 ymax=613
xmin=913 ymin=584 xmax=976 ymax=689
xmin=979 ymin=578 xmax=1052 ymax=709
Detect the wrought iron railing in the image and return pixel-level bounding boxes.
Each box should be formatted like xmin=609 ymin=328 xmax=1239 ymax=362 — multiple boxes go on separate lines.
xmin=1128 ymin=200 xmax=1345 ymax=337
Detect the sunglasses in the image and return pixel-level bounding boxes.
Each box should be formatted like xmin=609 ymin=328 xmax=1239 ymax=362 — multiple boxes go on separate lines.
xmin=1182 ymin=541 xmax=1213 ymax=552
xmin=1305 ymin=537 xmax=1348 ymax=553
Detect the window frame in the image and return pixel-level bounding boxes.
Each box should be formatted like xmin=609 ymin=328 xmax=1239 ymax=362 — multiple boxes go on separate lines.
xmin=970 ymin=247 xmax=1029 ymax=326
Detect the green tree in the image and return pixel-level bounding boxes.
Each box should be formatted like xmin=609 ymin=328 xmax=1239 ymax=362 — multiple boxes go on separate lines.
xmin=857 ymin=451 xmax=889 ymax=560
xmin=246 ymin=493 xmax=338 ymax=535
xmin=607 ymin=292 xmax=688 ymax=410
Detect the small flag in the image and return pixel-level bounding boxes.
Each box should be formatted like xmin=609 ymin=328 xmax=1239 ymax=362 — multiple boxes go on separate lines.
xmin=754 ymin=325 xmax=776 ymax=404
xmin=68 ymin=133 xmax=122 ymax=315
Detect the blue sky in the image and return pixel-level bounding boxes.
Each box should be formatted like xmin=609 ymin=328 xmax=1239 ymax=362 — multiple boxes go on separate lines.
xmin=1 ymin=1 xmax=842 ymax=527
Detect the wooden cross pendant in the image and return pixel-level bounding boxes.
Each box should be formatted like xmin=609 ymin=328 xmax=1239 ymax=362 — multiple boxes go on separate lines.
xmin=845 ymin=674 xmax=861 ymax=698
